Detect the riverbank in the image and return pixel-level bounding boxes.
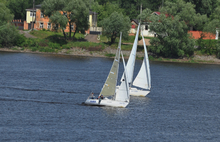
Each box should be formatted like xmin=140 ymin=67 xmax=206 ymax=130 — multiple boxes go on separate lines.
xmin=1 ymin=47 xmax=220 ymax=64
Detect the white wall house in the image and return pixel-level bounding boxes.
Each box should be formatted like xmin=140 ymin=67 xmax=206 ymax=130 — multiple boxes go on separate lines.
xmin=140 ymin=24 xmax=154 ymax=37
xmin=130 ymin=19 xmax=155 ymax=37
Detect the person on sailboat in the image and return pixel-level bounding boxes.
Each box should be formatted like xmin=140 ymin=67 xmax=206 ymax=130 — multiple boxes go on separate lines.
xmin=91 ymin=92 xmax=94 ymax=99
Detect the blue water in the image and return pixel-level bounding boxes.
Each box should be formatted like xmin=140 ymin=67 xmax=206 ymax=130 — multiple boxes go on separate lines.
xmin=0 ymin=52 xmax=220 ymax=141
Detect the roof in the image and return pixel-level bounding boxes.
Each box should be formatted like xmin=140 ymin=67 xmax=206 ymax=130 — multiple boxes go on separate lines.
xmin=131 ymin=19 xmax=139 ymax=25
xmin=26 ymin=4 xmax=41 ymax=11
xmin=188 ymin=31 xmax=216 ymax=39
xmin=89 ymin=10 xmax=98 ymax=15
xmin=153 ymin=12 xmax=169 ymax=17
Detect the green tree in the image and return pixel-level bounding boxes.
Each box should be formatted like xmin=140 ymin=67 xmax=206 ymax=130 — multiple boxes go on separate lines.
xmin=137 ymin=8 xmax=152 ymax=22
xmin=0 ymin=2 xmax=13 ymax=24
xmin=204 ymin=2 xmax=220 ymax=58
xmin=139 ymin=0 xmax=207 ymax=58
xmin=101 ymin=11 xmax=130 ymax=44
xmin=92 ymin=2 xmax=125 ymax=26
xmin=0 ymin=3 xmax=23 ymax=47
xmin=41 ymin=0 xmax=90 ymax=39
xmin=6 ymin=0 xmax=44 ymax=20
xmin=184 ymin=0 xmax=218 ymax=17
xmin=205 ymin=5 xmax=220 ymax=34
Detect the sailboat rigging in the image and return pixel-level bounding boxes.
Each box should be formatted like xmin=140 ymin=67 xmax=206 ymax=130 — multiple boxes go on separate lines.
xmin=85 ymin=32 xmax=130 ymax=107
xmin=119 ymin=23 xmax=151 ymax=97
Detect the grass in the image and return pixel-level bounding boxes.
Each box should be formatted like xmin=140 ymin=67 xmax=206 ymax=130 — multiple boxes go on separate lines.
xmin=23 ymin=30 xmax=219 ymax=64
xmin=30 ymin=30 xmax=84 ymax=39
xmin=105 ymin=53 xmax=115 ymax=57
xmin=12 ymin=47 xmax=18 ymax=50
xmin=28 ymin=30 xmax=153 ymax=53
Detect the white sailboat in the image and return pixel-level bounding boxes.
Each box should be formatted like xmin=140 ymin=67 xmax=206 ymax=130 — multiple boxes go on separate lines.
xmin=130 ymin=34 xmax=151 ymax=96
xmin=120 ymin=23 xmax=151 ymax=97
xmin=85 ymin=33 xmax=130 ymax=108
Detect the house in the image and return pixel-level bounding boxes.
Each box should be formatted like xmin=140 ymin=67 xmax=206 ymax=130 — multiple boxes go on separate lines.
xmin=130 ymin=12 xmax=161 ymax=37
xmin=24 ymin=4 xmax=53 ymax=31
xmin=188 ymin=31 xmax=216 ymax=40
xmin=87 ymin=11 xmax=102 ymax=35
xmin=140 ymin=12 xmax=170 ymax=37
xmin=138 ymin=12 xmax=218 ymax=39
xmin=129 ymin=19 xmax=139 ymax=36
xmin=24 ymin=4 xmax=98 ymax=34
xmin=130 ymin=18 xmax=154 ymax=37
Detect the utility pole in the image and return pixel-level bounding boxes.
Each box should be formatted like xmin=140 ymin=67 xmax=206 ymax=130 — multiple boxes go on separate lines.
xmin=32 ymin=0 xmax=35 ymax=31
xmin=140 ymin=3 xmax=142 ymax=14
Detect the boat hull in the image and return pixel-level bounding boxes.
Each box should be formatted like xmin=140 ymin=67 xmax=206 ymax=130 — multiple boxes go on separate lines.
xmin=85 ymin=98 xmax=129 ymax=108
xmin=130 ymin=87 xmax=150 ymax=97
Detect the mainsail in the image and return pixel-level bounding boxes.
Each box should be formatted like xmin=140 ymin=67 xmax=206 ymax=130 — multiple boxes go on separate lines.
xmin=132 ymin=34 xmax=151 ymax=90
xmin=99 ymin=33 xmax=122 ymax=97
xmin=121 ymin=23 xmax=140 ymax=84
xmin=115 ymin=52 xmax=130 ymax=102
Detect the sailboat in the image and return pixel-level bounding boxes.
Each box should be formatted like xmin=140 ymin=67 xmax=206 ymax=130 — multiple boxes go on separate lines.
xmin=130 ymin=33 xmax=151 ymax=96
xmin=85 ymin=33 xmax=130 ymax=107
xmin=120 ymin=23 xmax=151 ymax=97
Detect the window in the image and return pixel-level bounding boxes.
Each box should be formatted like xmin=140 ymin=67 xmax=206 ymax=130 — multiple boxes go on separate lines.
xmin=41 ymin=12 xmax=44 ymax=18
xmin=40 ymin=23 xmax=43 ymax=28
xmin=63 ymin=12 xmax=67 ymax=17
xmin=53 ymin=24 xmax=59 ymax=30
xmin=145 ymin=25 xmax=148 ymax=30
xmin=71 ymin=25 xmax=74 ymax=30
xmin=48 ymin=23 xmax=51 ymax=29
xmin=30 ymin=11 xmax=36 ymax=17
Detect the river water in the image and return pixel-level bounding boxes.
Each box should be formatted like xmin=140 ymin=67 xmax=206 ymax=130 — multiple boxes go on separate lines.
xmin=0 ymin=52 xmax=220 ymax=141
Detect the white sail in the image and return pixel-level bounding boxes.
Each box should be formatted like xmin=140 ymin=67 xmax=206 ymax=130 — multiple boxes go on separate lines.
xmin=115 ymin=52 xmax=130 ymax=102
xmin=99 ymin=33 xmax=121 ymax=97
xmin=85 ymin=32 xmax=130 ymax=107
xmin=121 ymin=23 xmax=140 ymax=84
xmin=132 ymin=34 xmax=151 ymax=90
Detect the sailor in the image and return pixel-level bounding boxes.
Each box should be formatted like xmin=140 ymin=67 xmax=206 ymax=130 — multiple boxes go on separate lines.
xmin=91 ymin=93 xmax=94 ymax=99
xmin=101 ymin=94 xmax=104 ymax=99
xmin=98 ymin=95 xmax=102 ymax=104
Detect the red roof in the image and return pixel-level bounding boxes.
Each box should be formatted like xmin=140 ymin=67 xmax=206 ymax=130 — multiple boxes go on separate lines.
xmin=188 ymin=31 xmax=215 ymax=39
xmin=153 ymin=12 xmax=169 ymax=17
xmin=131 ymin=25 xmax=136 ymax=28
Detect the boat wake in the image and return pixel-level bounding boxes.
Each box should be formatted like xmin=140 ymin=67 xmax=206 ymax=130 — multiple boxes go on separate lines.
xmin=0 ymin=96 xmax=65 ymax=104
xmin=0 ymin=86 xmax=77 ymax=94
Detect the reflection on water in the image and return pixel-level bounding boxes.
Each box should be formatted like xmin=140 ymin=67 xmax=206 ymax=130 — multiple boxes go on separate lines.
xmin=1 ymin=52 xmax=220 ymax=141
xmin=101 ymin=107 xmax=129 ymax=117
xmin=131 ymin=96 xmax=151 ymax=105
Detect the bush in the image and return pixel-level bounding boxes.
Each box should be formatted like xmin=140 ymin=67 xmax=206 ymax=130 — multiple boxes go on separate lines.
xmin=31 ymin=47 xmax=38 ymax=51
xmin=0 ymin=23 xmax=21 ymax=47
xmin=216 ymin=40 xmax=220 ymax=58
xmin=15 ymin=34 xmax=26 ymax=47
xmin=105 ymin=53 xmax=115 ymax=57
xmin=38 ymin=46 xmax=55 ymax=52
xmin=48 ymin=42 xmax=61 ymax=49
xmin=62 ymin=44 xmax=71 ymax=49
xmin=196 ymin=39 xmax=217 ymax=55
xmin=22 ymin=38 xmax=38 ymax=47
xmin=38 ymin=39 xmax=49 ymax=47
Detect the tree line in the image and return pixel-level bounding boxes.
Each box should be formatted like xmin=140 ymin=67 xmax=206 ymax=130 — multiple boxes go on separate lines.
xmin=1 ymin=0 xmax=220 ymax=58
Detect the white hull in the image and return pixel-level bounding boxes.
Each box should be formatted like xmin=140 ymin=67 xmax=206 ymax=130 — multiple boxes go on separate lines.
xmin=85 ymin=98 xmax=129 ymax=108
xmin=130 ymin=87 xmax=150 ymax=97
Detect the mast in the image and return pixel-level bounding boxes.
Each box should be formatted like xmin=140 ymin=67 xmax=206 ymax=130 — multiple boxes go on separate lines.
xmin=32 ymin=0 xmax=35 ymax=31
xmin=121 ymin=23 xmax=140 ymax=85
xmin=132 ymin=34 xmax=151 ymax=90
xmin=115 ymin=51 xmax=130 ymax=102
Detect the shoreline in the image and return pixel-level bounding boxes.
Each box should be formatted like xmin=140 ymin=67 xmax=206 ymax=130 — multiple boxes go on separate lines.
xmin=1 ymin=47 xmax=220 ymax=65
